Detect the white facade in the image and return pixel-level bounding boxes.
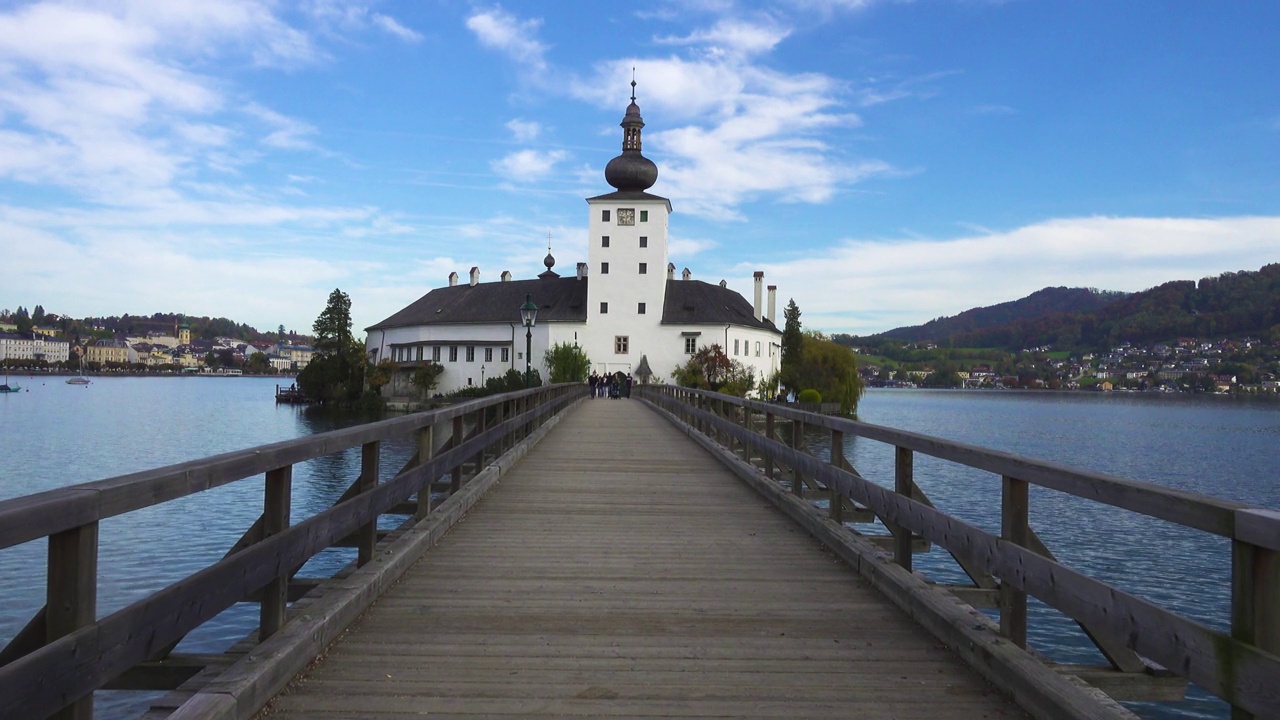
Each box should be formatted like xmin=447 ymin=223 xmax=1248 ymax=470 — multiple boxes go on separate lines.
xmin=0 ymin=333 xmax=71 ymax=364
xmin=365 ymin=90 xmax=781 ymax=395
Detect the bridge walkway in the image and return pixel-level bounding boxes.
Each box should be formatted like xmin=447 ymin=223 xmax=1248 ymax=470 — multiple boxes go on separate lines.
xmin=257 ymin=397 xmax=1028 ymax=719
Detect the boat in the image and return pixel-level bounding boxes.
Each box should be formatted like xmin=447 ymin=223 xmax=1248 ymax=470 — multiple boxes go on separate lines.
xmin=67 ymin=356 xmax=91 ymax=385
xmin=0 ymin=350 xmax=18 ymax=393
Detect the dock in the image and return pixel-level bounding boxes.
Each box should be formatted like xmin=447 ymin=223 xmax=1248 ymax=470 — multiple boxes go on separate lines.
xmin=1 ymin=383 xmax=1276 ymax=720
xmin=259 ymin=398 xmax=1026 ymax=718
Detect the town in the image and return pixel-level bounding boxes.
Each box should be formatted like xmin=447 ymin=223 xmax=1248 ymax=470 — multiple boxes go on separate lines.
xmin=0 ymin=313 xmax=313 ymax=376
xmin=854 ymin=336 xmax=1280 ymax=394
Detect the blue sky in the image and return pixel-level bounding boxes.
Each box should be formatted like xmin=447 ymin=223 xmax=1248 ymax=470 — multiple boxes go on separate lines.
xmin=2 ymin=1 xmax=1278 ymax=338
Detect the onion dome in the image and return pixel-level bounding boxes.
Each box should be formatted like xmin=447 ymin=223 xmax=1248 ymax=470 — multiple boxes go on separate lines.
xmin=604 ymin=79 xmax=658 ymax=192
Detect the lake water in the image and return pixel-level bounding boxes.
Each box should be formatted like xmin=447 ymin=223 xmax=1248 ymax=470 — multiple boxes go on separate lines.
xmin=2 ymin=379 xmax=1277 ymax=719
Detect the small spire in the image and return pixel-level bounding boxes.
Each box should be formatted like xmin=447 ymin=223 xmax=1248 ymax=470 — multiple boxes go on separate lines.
xmin=546 ymin=230 xmax=552 ymax=254
xmin=630 ymin=67 xmax=636 ymax=102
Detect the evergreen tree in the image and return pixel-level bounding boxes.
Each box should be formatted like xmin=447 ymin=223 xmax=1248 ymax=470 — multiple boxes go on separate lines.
xmin=780 ymin=299 xmax=804 ymax=395
xmin=312 ymin=289 xmax=354 ymax=355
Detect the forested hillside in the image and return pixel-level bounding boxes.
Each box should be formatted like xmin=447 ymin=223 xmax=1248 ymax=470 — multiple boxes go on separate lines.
xmin=874 ymin=286 xmax=1125 ymax=342
xmin=949 ymin=264 xmax=1280 ymax=350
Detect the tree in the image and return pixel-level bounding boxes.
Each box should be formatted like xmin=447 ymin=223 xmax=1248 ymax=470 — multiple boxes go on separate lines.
xmin=32 ymin=305 xmax=45 ymax=325
xmin=313 ymin=289 xmax=354 ymax=354
xmin=671 ymin=344 xmax=756 ymax=396
xmin=789 ymin=332 xmax=865 ymax=414
xmin=544 ymin=342 xmax=591 ymax=383
xmin=245 ymin=352 xmax=273 ymax=374
xmin=780 ymin=299 xmax=805 ymax=395
xmin=14 ymin=306 xmax=32 ymax=335
xmin=411 ymin=362 xmax=445 ymax=396
xmin=367 ymin=358 xmax=397 ymax=394
xmin=296 ymin=289 xmax=370 ymax=406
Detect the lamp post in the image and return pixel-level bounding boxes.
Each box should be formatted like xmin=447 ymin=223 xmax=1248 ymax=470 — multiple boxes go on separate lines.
xmin=519 ymin=293 xmax=538 ymax=388
xmin=480 ymin=364 xmax=485 ymax=387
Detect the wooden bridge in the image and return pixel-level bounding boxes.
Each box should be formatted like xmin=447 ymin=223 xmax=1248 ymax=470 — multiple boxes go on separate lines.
xmin=1 ymin=385 xmax=1278 ymax=719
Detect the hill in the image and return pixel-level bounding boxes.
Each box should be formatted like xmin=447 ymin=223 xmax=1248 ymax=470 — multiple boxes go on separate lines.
xmin=866 ymin=287 xmax=1126 ymax=343
xmin=844 ymin=263 xmax=1280 ymax=352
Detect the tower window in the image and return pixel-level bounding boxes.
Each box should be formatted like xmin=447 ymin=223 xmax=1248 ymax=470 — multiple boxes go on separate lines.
xmin=684 ymin=337 xmax=697 ymax=354
xmin=449 ymin=346 xmax=458 ymax=362
xmin=640 ymin=210 xmax=648 ymax=222
xmin=601 ymin=262 xmax=609 ymax=274
xmin=638 ymin=302 xmax=646 ymax=314
xmin=602 ymin=236 xmax=610 ymax=248
xmin=602 ymin=210 xmax=610 ymax=222
xmin=600 ymin=302 xmax=609 ymax=314
xmin=615 ymin=336 xmax=629 ymax=354
xmin=466 ymin=346 xmax=475 ymax=362
xmin=639 ymin=263 xmax=647 ymax=274
xmin=501 ymin=347 xmax=510 ymax=362
xmin=432 ymin=346 xmax=441 ymax=362
xmin=485 ymin=347 xmax=493 ymax=362
xmin=639 ymin=236 xmax=648 ymax=248
xmin=756 ymin=341 xmax=761 ymax=357
xmin=733 ymin=339 xmax=740 ymax=356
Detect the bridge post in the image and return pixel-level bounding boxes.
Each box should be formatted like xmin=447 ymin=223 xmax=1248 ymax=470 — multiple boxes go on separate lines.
xmin=357 ymin=442 xmax=379 ymax=567
xmin=47 ymin=521 xmax=98 ymax=720
xmin=764 ymin=411 xmax=776 ymax=480
xmin=829 ymin=429 xmax=844 ymax=524
xmin=416 ymin=425 xmax=433 ymax=519
xmin=791 ymin=419 xmax=804 ymax=498
xmin=260 ymin=465 xmax=292 ymax=642
xmin=473 ymin=406 xmax=488 ymax=476
xmin=740 ymin=406 xmax=751 ymax=463
xmin=1000 ymin=475 xmax=1029 ymax=649
xmin=1231 ymin=523 xmax=1280 ymax=720
xmin=451 ymin=415 xmax=464 ymax=493
xmin=892 ymin=447 xmax=914 ymax=572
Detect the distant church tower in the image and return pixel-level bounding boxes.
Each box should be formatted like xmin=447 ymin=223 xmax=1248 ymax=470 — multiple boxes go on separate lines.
xmin=177 ymin=317 xmax=191 ymax=346
xmin=586 ymin=79 xmax=671 ymax=332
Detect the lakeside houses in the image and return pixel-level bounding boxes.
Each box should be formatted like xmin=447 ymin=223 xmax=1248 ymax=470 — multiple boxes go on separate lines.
xmin=0 ymin=332 xmax=71 ymax=365
xmin=857 ymin=335 xmax=1280 ymax=394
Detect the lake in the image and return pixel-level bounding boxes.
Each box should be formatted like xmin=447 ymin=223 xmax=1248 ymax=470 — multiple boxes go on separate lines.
xmin=2 ymin=378 xmax=1277 ymax=719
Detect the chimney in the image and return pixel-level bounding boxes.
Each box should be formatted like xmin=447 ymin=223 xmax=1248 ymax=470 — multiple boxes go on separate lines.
xmin=448 ymin=271 xmax=458 ymax=287
xmin=577 ymin=262 xmax=587 ymax=280
xmin=753 ymin=271 xmax=764 ymax=321
xmin=667 ymin=262 xmax=675 ymax=280
xmin=682 ymin=268 xmax=691 ymax=281
xmin=767 ymin=285 xmax=777 ymax=325
xmin=501 ymin=270 xmax=512 ymax=282
xmin=469 ymin=266 xmax=479 ymax=286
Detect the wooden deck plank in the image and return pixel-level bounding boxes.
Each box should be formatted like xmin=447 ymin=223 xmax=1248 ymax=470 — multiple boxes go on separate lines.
xmin=258 ymin=398 xmax=1028 ymax=719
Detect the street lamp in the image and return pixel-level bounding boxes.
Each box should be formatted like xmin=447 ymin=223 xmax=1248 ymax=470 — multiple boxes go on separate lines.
xmin=519 ymin=293 xmax=538 ymax=388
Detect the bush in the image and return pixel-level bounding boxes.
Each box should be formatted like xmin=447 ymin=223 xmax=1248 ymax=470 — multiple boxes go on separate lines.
xmin=797 ymin=389 xmax=822 ymax=404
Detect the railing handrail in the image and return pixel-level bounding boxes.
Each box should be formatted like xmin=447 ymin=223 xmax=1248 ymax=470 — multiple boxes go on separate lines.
xmin=0 ymin=382 xmax=587 ymax=720
xmin=0 ymin=386 xmax=554 ymax=551
xmin=658 ymin=386 xmax=1261 ymax=540
xmin=637 ymin=384 xmax=1280 ymax=719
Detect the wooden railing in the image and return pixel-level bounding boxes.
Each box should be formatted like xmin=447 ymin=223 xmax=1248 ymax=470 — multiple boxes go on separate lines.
xmin=639 ymin=385 xmax=1280 ymax=720
xmin=0 ymin=383 xmax=585 ymax=720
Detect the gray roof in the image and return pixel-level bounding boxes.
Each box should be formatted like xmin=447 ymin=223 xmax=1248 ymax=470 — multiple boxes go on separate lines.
xmin=366 ymin=276 xmax=779 ymax=334
xmin=367 ymin=277 xmax=589 ymax=331
xmin=661 ymin=279 xmax=778 ymax=332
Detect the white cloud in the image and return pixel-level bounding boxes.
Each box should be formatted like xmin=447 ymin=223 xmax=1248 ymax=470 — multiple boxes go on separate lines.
xmin=303 ymin=1 xmax=422 ymax=43
xmin=655 ymin=18 xmax=792 ymax=58
xmin=572 ymin=56 xmax=890 ymax=220
xmin=506 ymin=119 xmax=542 ymax=142
xmin=465 ymin=8 xmax=549 ymax=72
xmin=372 ymin=13 xmax=422 ymax=42
xmin=491 ymin=149 xmax=568 ymax=182
xmin=244 ymin=103 xmax=321 ymax=151
xmin=753 ymin=216 xmax=1280 ymax=335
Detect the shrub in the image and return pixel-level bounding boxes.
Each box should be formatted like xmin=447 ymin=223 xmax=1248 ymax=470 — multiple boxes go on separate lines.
xmin=797 ymin=389 xmax=822 ymax=404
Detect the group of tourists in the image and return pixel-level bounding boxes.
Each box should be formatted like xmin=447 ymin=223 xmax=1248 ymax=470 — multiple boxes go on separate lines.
xmin=588 ymin=371 xmax=632 ymax=399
